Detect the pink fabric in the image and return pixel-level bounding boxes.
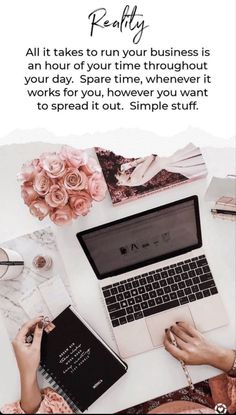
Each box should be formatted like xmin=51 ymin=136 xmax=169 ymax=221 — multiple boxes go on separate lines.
xmin=1 ymin=387 xmax=74 ymax=414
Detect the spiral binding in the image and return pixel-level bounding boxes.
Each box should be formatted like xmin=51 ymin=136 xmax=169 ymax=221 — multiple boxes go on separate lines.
xmin=39 ymin=364 xmax=81 ymax=413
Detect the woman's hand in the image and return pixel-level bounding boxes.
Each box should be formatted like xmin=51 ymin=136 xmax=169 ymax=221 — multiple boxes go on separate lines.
xmin=12 ymin=316 xmax=44 ymax=382
xmin=12 ymin=317 xmax=44 ymax=413
xmin=164 ymin=321 xmax=235 ymax=372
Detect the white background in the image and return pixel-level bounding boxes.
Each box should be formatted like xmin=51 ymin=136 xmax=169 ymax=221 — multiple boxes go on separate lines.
xmin=0 ymin=0 xmax=235 ymax=143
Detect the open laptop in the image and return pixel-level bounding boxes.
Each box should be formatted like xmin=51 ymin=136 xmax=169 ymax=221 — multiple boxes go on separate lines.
xmin=77 ymin=196 xmax=228 ymax=358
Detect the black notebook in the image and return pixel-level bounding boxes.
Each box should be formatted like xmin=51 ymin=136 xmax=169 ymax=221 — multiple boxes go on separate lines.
xmin=39 ymin=306 xmax=128 ymax=412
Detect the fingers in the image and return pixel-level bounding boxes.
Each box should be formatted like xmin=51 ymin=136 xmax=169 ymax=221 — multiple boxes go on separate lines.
xmin=170 ymin=323 xmax=192 ymax=343
xmin=32 ymin=322 xmax=44 ymax=349
xmin=175 ymin=321 xmax=201 ymax=338
xmin=15 ymin=317 xmax=43 ymax=342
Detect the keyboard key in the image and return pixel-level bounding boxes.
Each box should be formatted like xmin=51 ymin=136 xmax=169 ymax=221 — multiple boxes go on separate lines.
xmin=110 ymin=309 xmax=126 ymax=320
xmin=164 ymin=286 xmax=171 ymax=294
xmin=188 ymin=270 xmax=196 ymax=278
xmin=138 ymin=287 xmax=145 ymax=294
xmin=203 ymin=265 xmax=210 ymax=273
xmin=147 ymin=276 xmax=154 ymax=283
xmin=156 ymin=297 xmax=163 ymax=305
xmin=160 ymin=280 xmax=167 ymax=287
xmin=182 ymin=264 xmax=190 ymax=271
xmin=196 ymin=291 xmax=203 ymax=299
xmin=190 ymin=262 xmax=197 ymax=269
xmin=134 ymin=312 xmax=144 ymax=320
xmin=117 ymin=294 xmax=124 ymax=301
xmin=149 ymin=270 xmax=155 ymax=275
xmin=131 ymin=289 xmax=138 ymax=296
xmin=111 ymin=287 xmax=118 ymax=295
xmin=153 ymin=282 xmax=160 ymax=289
xmin=140 ymin=278 xmax=147 ymax=285
xmin=210 ymin=287 xmax=218 ymax=295
xmin=188 ymin=294 xmax=196 ymax=302
xmin=203 ymin=289 xmax=211 ymax=297
xmin=113 ymin=282 xmax=120 ymax=287
xmin=118 ymin=286 xmax=125 ymax=293
xmin=108 ymin=303 xmax=120 ymax=312
xmin=142 ymin=293 xmax=149 ymax=301
xmin=200 ymin=273 xmax=213 ymax=282
xmin=121 ymin=300 xmax=128 ymax=308
xmin=181 ymin=272 xmax=189 ymax=280
xmin=145 ymin=284 xmax=152 ymax=292
xmin=103 ymin=289 xmax=111 ymax=298
xmin=179 ymin=297 xmax=189 ymax=305
xmin=132 ymin=280 xmax=139 ymax=288
xmin=161 ymin=271 xmax=168 ymax=278
xmin=143 ymin=299 xmax=180 ymax=317
xmin=103 ymin=285 xmax=112 ymax=291
xmin=174 ymin=275 xmax=181 ymax=282
xmin=195 ymin=268 xmax=203 ymax=276
xmin=170 ymin=292 xmax=177 ymax=300
xmin=163 ymin=294 xmax=170 ymax=302
xmin=167 ymin=277 xmax=174 ymax=285
xmin=150 ymin=290 xmax=157 ymax=299
xmin=105 ymin=296 xmax=116 ymax=305
xmin=148 ymin=299 xmax=155 ymax=307
xmin=163 ymin=266 xmax=170 ymax=270
xmin=168 ymin=269 xmax=175 ymax=276
xmin=175 ymin=266 xmax=182 ymax=273
xmin=141 ymin=302 xmax=148 ymax=309
xmin=177 ymin=290 xmax=184 ymax=298
xmin=142 ymin=273 xmax=148 ymax=277
xmin=125 ymin=283 xmax=132 ymax=291
xmin=124 ymin=291 xmax=131 ymax=299
xmin=154 ymin=273 xmax=161 ymax=281
xmin=186 ymin=280 xmax=193 ymax=287
xmin=135 ymin=295 xmax=142 ymax=303
xmin=128 ymin=298 xmax=135 ymax=306
xmin=171 ymin=283 xmax=178 ymax=291
xmin=193 ymin=276 xmax=200 ymax=284
xmin=127 ymin=314 xmax=135 ymax=322
xmin=178 ymin=281 xmax=185 ymax=289
xmin=126 ymin=306 xmax=133 ymax=315
xmin=184 ymin=287 xmax=192 ymax=295
xmin=134 ymin=304 xmax=141 ymax=312
xmin=192 ymin=285 xmax=199 ymax=293
xmin=199 ymin=280 xmax=216 ymax=291
xmin=197 ymin=258 xmax=208 ymax=267
xmin=112 ymin=319 xmax=119 ymax=327
xmin=119 ymin=317 xmax=127 ymax=325
xmin=157 ymin=288 xmax=164 ymax=296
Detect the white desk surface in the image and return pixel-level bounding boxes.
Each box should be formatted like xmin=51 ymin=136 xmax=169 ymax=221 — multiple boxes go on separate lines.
xmin=0 ymin=142 xmax=235 ymax=413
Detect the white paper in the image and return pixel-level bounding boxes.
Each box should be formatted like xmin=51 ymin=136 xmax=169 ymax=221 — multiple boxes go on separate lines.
xmin=19 ymin=287 xmax=53 ymax=320
xmin=205 ymin=176 xmax=236 ymax=201
xmin=38 ymin=276 xmax=71 ymax=319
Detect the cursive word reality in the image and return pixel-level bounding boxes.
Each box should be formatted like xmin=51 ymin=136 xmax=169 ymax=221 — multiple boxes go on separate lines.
xmin=88 ymin=5 xmax=149 ymax=44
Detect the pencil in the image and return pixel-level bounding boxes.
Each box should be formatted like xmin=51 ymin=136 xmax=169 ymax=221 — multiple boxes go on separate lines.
xmin=169 ymin=330 xmax=195 ymax=391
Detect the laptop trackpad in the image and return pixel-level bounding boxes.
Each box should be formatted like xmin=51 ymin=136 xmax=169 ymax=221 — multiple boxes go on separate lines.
xmin=146 ymin=306 xmax=195 ymax=347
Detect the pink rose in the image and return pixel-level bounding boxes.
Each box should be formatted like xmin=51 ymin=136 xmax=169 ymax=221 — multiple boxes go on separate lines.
xmin=63 ymin=168 xmax=88 ymax=192
xmin=33 ymin=171 xmax=52 ymax=196
xmin=50 ymin=205 xmax=74 ymax=226
xmin=81 ymin=157 xmax=102 ymax=176
xmin=88 ymin=172 xmax=107 ymax=202
xmin=40 ymin=153 xmax=66 ymax=178
xmin=45 ymin=185 xmax=68 ymax=208
xmin=60 ymin=145 xmax=88 ymax=168
xmin=17 ymin=159 xmax=41 ymax=182
xmin=70 ymin=191 xmax=92 ymax=216
xmin=29 ymin=200 xmax=50 ymax=221
xmin=21 ymin=182 xmax=38 ymax=206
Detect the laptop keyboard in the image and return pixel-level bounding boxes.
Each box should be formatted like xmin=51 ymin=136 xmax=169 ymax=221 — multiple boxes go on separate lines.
xmin=102 ymin=255 xmax=218 ymax=327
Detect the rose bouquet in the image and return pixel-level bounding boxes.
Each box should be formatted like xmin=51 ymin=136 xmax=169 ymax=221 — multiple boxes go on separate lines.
xmin=18 ymin=146 xmax=107 ymax=226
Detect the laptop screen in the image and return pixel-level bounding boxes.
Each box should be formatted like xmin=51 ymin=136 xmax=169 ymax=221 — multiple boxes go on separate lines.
xmin=77 ymin=196 xmax=202 ymax=279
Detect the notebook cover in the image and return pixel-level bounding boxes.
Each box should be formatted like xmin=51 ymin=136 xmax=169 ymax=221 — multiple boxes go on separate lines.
xmin=40 ymin=307 xmax=127 ymax=412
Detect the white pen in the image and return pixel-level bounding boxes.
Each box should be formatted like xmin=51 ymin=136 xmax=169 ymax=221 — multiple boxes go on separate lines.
xmin=169 ymin=329 xmax=195 ymax=391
